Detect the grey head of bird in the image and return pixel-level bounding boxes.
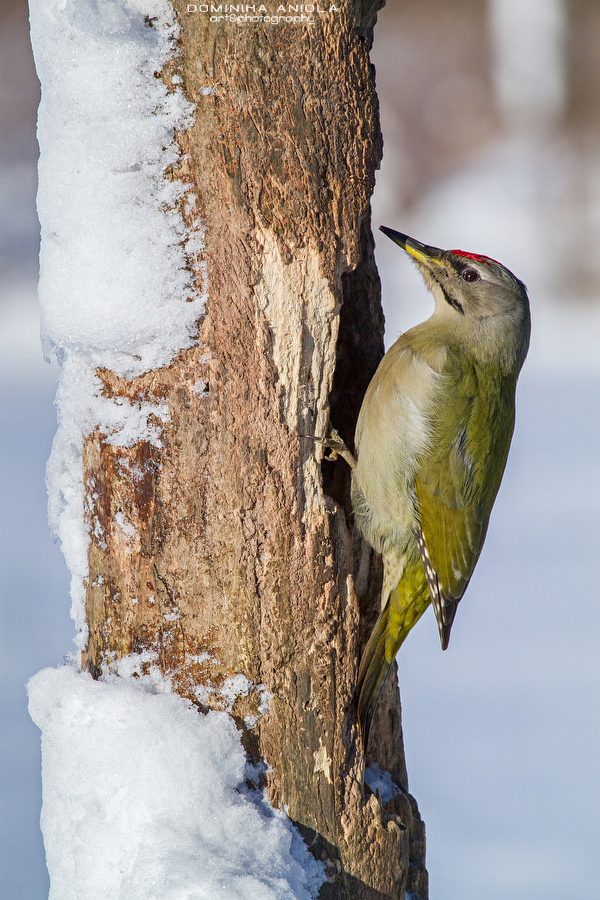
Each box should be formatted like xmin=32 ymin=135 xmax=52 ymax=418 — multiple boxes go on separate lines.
xmin=380 ymin=226 xmax=531 ymax=375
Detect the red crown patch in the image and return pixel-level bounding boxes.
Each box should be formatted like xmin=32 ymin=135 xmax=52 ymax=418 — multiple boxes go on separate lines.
xmin=450 ymin=250 xmax=501 ymax=267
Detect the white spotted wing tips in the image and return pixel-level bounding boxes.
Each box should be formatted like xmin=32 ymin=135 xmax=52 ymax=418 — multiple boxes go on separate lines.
xmin=416 ymin=528 xmax=459 ymax=650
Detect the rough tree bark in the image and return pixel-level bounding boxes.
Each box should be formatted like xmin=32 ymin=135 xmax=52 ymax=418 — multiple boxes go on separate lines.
xmin=81 ymin=3 xmax=427 ymax=898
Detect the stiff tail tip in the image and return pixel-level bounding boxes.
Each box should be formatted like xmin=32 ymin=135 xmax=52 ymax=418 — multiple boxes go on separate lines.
xmin=356 ymin=601 xmax=394 ymax=753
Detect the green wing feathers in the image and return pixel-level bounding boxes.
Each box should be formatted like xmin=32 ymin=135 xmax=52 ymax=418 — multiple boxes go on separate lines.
xmin=357 ymin=555 xmax=430 ymax=750
xmin=415 ymin=353 xmax=517 ymax=645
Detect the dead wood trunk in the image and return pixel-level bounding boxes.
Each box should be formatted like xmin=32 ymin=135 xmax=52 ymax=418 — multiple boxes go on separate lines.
xmin=81 ymin=3 xmax=427 ymax=897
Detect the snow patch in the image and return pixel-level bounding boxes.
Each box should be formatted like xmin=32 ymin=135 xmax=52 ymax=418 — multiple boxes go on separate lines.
xmin=30 ymin=0 xmax=206 ymax=377
xmin=194 ymin=673 xmax=272 ymax=729
xmin=27 ymin=666 xmax=325 ymax=900
xmin=86 ymin=655 xmax=270 ymax=732
xmin=364 ymin=762 xmax=402 ymax=805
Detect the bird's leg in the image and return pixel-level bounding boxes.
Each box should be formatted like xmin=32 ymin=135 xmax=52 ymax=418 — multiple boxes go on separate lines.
xmin=303 ymin=427 xmax=357 ymax=469
xmin=323 ymin=427 xmax=357 ymax=468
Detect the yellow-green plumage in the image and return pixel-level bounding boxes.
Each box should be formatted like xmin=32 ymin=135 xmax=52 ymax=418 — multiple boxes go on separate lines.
xmin=353 ymin=229 xmax=530 ymax=749
xmin=356 ymin=555 xmax=430 ymax=744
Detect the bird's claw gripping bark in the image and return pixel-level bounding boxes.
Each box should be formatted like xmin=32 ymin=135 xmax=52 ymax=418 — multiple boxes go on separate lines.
xmin=303 ymin=427 xmax=356 ymax=469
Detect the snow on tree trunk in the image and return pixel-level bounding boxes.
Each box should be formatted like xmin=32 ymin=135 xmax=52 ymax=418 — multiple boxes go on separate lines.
xmin=67 ymin=3 xmax=425 ymax=897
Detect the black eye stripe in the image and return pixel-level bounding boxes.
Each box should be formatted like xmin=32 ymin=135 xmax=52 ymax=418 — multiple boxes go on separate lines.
xmin=445 ymin=255 xmax=464 ymax=274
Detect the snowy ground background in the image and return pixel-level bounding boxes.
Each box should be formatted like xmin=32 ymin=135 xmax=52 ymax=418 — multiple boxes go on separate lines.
xmin=1 ymin=0 xmax=599 ymax=898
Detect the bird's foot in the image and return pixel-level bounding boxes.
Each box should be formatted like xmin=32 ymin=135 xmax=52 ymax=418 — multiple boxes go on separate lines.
xmin=303 ymin=427 xmax=356 ymax=469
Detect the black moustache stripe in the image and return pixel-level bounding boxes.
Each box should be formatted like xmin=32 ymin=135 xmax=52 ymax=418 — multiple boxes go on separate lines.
xmin=436 ymin=279 xmax=464 ymax=315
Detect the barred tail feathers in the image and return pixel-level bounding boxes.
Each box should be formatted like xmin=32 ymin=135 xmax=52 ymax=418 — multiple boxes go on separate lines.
xmin=357 ymin=555 xmax=431 ymax=751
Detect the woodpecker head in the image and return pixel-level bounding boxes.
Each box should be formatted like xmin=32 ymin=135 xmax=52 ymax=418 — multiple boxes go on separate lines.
xmin=380 ymin=226 xmax=531 ymax=373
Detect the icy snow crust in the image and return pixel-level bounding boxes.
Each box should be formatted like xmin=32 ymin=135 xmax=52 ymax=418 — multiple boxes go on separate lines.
xmin=28 ymin=667 xmax=324 ymax=900
xmin=31 ymin=0 xmax=205 ymax=376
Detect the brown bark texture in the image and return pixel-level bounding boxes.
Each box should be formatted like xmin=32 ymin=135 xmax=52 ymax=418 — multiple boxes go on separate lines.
xmin=81 ymin=3 xmax=427 ymax=898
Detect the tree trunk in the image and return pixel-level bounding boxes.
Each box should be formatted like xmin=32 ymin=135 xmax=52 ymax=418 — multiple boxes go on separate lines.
xmin=81 ymin=3 xmax=427 ymax=897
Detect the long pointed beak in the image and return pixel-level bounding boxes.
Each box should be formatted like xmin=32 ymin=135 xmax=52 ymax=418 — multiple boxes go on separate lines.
xmin=379 ymin=226 xmax=444 ymax=265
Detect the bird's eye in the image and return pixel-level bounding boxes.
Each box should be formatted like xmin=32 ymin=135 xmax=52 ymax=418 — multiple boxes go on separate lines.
xmin=462 ymin=268 xmax=480 ymax=283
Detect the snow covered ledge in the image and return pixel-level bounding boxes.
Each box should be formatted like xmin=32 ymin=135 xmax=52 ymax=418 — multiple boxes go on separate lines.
xmin=27 ymin=2 xmax=323 ymax=896
xmin=28 ymin=666 xmax=323 ymax=899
